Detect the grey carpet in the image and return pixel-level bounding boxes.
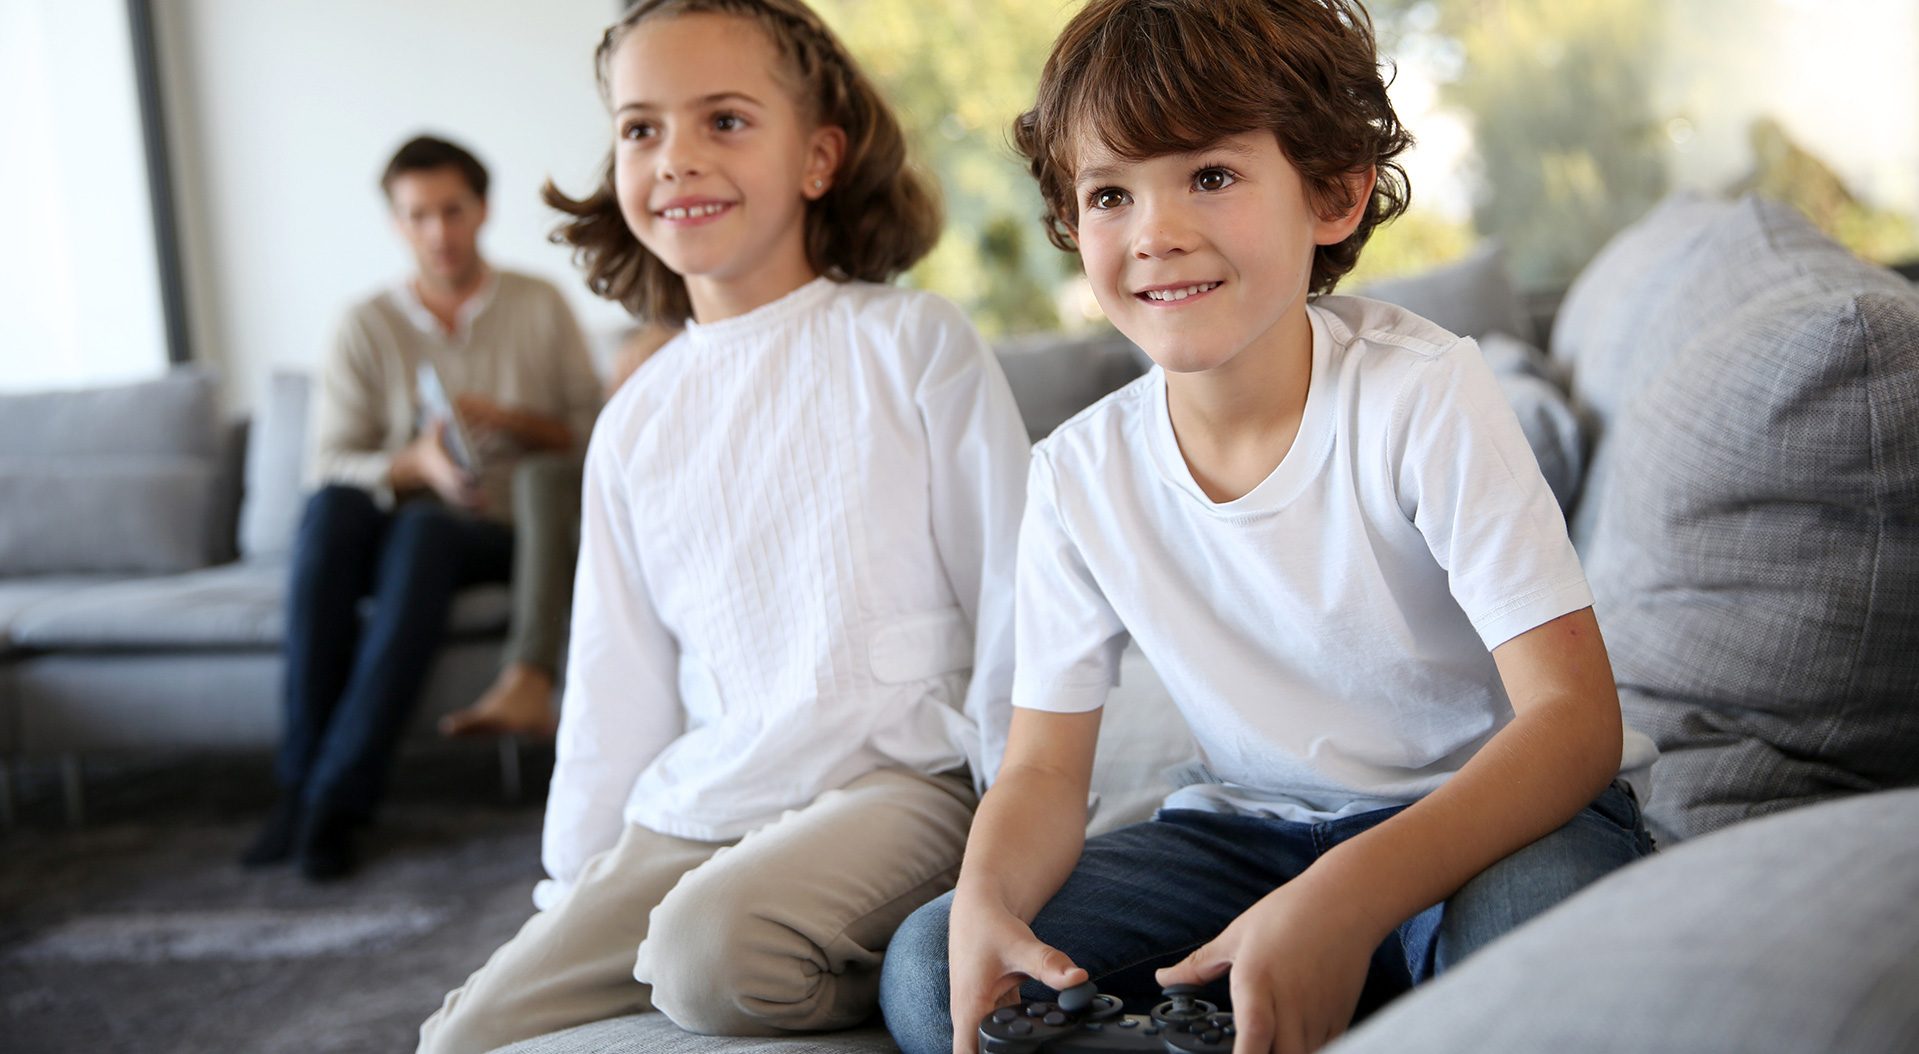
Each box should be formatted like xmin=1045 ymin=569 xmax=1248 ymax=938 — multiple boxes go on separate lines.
xmin=0 ymin=743 xmax=551 ymax=1053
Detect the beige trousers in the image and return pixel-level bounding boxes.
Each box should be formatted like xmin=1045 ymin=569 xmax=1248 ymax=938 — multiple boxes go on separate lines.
xmin=417 ymin=767 xmax=975 ymax=1054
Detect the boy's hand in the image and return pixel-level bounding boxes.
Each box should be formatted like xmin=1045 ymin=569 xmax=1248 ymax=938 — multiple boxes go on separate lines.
xmin=948 ymin=892 xmax=1089 ymax=1054
xmin=1155 ymin=881 xmax=1378 ymax=1054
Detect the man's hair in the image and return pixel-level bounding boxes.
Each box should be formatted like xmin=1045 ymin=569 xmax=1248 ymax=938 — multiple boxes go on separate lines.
xmin=380 ymin=135 xmax=490 ymax=201
xmin=1014 ymin=0 xmax=1412 ymax=295
xmin=543 ymin=0 xmax=941 ymax=326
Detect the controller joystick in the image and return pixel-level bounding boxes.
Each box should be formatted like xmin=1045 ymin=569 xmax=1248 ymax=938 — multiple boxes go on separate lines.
xmin=978 ymin=982 xmax=1236 ymax=1052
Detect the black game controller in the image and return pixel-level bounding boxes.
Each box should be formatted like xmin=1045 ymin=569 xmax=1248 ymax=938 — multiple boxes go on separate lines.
xmin=979 ymin=982 xmax=1236 ymax=1052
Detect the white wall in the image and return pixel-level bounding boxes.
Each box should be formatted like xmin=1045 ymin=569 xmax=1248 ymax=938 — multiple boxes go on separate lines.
xmin=0 ymin=0 xmax=169 ymax=393
xmin=154 ymin=0 xmax=634 ymax=413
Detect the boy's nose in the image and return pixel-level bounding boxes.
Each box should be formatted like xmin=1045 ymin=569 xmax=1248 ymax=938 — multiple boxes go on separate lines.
xmin=1132 ymin=202 xmax=1196 ymax=259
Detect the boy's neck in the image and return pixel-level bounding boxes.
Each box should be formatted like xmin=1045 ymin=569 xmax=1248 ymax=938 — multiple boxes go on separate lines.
xmin=1162 ymin=305 xmax=1314 ymax=504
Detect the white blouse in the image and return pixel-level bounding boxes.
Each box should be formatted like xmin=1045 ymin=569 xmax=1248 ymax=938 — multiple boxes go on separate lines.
xmin=538 ymin=277 xmax=1029 ymax=907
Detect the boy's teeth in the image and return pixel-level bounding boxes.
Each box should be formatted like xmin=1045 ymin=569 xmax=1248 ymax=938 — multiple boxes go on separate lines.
xmin=1144 ymin=282 xmax=1220 ymax=301
xmin=661 ymin=203 xmax=728 ymax=219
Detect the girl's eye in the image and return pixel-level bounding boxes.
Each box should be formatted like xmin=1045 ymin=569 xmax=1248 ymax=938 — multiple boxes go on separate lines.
xmin=1090 ymin=187 xmax=1130 ymax=210
xmin=713 ymin=112 xmax=744 ymax=132
xmin=622 ymin=121 xmax=655 ymax=141
xmin=1195 ymin=167 xmax=1236 ymax=192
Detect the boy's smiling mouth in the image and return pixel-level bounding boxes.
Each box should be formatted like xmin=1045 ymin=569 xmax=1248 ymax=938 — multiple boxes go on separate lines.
xmin=1136 ymin=280 xmax=1224 ymax=305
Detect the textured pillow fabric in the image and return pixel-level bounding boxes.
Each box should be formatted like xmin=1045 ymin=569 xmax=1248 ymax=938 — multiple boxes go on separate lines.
xmin=1354 ymin=241 xmax=1537 ymax=345
xmin=1327 ymin=788 xmax=1919 ymax=1054
xmin=993 ymin=330 xmax=1143 ymax=441
xmin=239 ymin=371 xmax=314 ymax=559
xmin=0 ymin=456 xmax=224 ymax=575
xmin=1477 ymin=332 xmax=1584 ymax=511
xmin=1566 ymin=195 xmax=1919 ymax=842
xmin=0 ymin=368 xmax=221 ymax=458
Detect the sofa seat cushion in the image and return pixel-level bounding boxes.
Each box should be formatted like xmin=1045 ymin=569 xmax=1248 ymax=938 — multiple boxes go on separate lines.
xmin=0 ymin=577 xmax=116 ymax=657
xmin=498 ymin=1016 xmax=898 ymax=1053
xmin=8 ymin=561 xmax=511 ymax=651
xmin=1327 ymin=788 xmax=1919 ymax=1054
xmin=1571 ymin=197 xmax=1919 ymax=842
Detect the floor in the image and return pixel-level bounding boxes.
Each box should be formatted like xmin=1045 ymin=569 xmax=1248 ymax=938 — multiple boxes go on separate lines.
xmin=0 ymin=743 xmax=552 ymax=1054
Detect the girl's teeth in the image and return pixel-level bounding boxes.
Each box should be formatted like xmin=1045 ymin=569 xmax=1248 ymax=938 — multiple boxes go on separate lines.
xmin=1145 ymin=282 xmax=1220 ymax=302
xmin=661 ymin=203 xmax=728 ymax=219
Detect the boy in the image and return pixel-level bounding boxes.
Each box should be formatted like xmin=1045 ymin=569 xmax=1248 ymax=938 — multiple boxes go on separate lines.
xmin=878 ymin=2 xmax=1656 ymax=1052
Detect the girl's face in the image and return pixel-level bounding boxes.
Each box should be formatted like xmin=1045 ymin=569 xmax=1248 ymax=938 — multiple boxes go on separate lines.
xmin=609 ymin=13 xmax=844 ymax=322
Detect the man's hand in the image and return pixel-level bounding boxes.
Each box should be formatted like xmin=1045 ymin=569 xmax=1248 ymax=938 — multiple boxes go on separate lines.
xmin=455 ymin=392 xmax=572 ymax=450
xmin=391 ymin=420 xmax=484 ymax=510
xmin=1155 ymin=880 xmax=1379 ymax=1054
xmin=948 ymin=892 xmax=1089 ymax=1054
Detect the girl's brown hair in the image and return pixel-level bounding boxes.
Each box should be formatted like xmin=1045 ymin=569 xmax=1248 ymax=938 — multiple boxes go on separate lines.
xmin=543 ymin=0 xmax=941 ymax=325
xmin=1014 ymin=0 xmax=1412 ymax=296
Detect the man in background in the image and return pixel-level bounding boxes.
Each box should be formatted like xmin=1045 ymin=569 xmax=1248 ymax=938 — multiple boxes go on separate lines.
xmin=242 ymin=134 xmax=602 ymax=881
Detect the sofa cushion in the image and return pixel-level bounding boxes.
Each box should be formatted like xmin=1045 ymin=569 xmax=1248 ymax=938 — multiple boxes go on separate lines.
xmin=993 ymin=331 xmax=1143 ymax=441
xmin=1354 ymin=241 xmax=1537 ymax=345
xmin=0 ymin=456 xmax=226 ymax=575
xmin=1564 ymin=195 xmax=1919 ymax=842
xmin=1477 ymin=332 xmax=1584 ymax=510
xmin=8 ymin=561 xmax=511 ymax=651
xmin=239 ymin=371 xmax=314 ymax=559
xmin=0 ymin=577 xmax=113 ymax=657
xmin=1327 ymin=788 xmax=1919 ymax=1054
xmin=497 ymin=1016 xmax=899 ymax=1054
xmin=0 ymin=368 xmax=221 ymax=458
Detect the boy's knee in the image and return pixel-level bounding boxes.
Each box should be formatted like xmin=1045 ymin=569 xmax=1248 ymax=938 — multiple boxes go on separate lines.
xmin=879 ymin=894 xmax=956 ymax=1054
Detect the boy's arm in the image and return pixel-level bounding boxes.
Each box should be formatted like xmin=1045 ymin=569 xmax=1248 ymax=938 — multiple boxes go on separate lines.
xmin=536 ymin=408 xmax=684 ymax=909
xmin=912 ymin=298 xmax=1032 ymax=788
xmin=1156 ymin=607 xmax=1622 ymax=1054
xmin=948 ymin=707 xmax=1102 ymax=1054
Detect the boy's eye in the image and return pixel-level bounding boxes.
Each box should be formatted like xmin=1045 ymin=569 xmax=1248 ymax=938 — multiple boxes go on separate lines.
xmin=1090 ymin=187 xmax=1130 ymax=210
xmin=1194 ymin=167 xmax=1236 ymax=192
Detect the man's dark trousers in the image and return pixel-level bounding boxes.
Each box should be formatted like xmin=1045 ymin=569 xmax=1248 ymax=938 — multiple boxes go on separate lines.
xmin=278 ymin=485 xmax=513 ymax=819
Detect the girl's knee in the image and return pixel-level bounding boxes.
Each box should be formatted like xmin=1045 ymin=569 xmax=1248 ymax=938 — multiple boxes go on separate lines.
xmin=640 ymin=884 xmax=791 ymax=1036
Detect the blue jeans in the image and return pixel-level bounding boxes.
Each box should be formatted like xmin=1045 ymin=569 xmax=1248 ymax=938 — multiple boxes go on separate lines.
xmin=879 ymin=783 xmax=1654 ymax=1054
xmin=278 ymin=486 xmax=513 ymax=818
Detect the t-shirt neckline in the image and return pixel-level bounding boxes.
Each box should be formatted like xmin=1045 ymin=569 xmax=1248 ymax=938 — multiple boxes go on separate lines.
xmin=1145 ymin=303 xmax=1337 ymax=517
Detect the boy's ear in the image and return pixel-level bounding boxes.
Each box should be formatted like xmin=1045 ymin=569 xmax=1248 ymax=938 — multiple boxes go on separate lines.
xmin=1313 ymin=166 xmax=1378 ymax=246
xmin=803 ymin=125 xmax=848 ymax=199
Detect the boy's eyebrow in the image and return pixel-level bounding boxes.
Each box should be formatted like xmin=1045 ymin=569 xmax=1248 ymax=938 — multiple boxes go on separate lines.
xmin=1073 ymin=139 xmax=1265 ymax=186
xmin=615 ymin=91 xmax=764 ymax=115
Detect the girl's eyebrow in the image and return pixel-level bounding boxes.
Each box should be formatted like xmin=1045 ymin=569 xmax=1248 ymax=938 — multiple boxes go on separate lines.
xmin=616 ymin=91 xmax=765 ymax=116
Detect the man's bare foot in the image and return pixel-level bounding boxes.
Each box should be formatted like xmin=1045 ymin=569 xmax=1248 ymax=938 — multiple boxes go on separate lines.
xmin=440 ymin=663 xmax=559 ymax=740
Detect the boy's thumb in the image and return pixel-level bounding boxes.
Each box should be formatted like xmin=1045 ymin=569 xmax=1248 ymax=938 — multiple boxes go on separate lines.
xmin=1155 ymin=942 xmax=1229 ymax=988
xmin=1014 ymin=939 xmax=1088 ymax=992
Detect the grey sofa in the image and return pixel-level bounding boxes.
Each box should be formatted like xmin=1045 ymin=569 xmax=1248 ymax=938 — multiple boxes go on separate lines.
xmin=0 ymin=370 xmax=526 ymax=825
xmin=501 ymin=194 xmax=1919 ymax=1053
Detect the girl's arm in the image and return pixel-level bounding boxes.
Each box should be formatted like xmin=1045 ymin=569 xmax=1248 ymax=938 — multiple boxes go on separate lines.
xmin=536 ymin=412 xmax=684 ymax=909
xmin=912 ymin=299 xmax=1032 ymax=786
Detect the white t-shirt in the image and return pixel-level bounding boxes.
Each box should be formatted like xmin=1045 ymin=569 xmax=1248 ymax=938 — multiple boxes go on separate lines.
xmin=1014 ymin=295 xmax=1655 ymax=821
xmin=538 ymin=277 xmax=1029 ymax=908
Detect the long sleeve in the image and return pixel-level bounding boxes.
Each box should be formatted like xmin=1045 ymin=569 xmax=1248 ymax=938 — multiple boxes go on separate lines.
xmin=912 ymin=301 xmax=1031 ymax=788
xmin=309 ymin=313 xmax=400 ymax=498
xmin=536 ymin=406 xmax=684 ymax=909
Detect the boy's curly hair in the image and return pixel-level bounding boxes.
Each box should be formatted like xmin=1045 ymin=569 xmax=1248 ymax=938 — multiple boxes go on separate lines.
xmin=543 ymin=0 xmax=941 ymax=325
xmin=1014 ymin=0 xmax=1412 ymax=295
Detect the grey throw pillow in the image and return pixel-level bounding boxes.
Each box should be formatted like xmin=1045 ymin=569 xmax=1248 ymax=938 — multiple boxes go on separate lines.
xmin=0 ymin=368 xmax=221 ymax=458
xmin=239 ymin=371 xmax=315 ymax=559
xmin=1354 ymin=241 xmax=1537 ymax=345
xmin=1579 ymin=205 xmax=1919 ymax=841
xmin=0 ymin=456 xmax=225 ymax=575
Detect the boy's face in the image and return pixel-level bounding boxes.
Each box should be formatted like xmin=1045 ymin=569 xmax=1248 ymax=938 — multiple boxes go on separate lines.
xmin=1070 ymin=130 xmax=1367 ymax=375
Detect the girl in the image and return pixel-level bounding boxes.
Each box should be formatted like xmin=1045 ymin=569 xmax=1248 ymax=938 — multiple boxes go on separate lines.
xmin=417 ymin=2 xmax=1029 ymax=1051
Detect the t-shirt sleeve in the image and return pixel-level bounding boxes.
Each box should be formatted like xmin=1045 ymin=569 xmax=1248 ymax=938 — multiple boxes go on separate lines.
xmin=1390 ymin=338 xmax=1593 ymax=650
xmin=1011 ymin=449 xmax=1131 ymax=713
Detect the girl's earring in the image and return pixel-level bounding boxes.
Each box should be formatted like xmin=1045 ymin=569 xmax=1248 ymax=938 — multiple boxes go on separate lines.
xmin=812 ymin=179 xmax=824 ymax=191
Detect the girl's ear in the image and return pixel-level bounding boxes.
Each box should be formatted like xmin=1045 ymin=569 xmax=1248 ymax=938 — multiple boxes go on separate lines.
xmin=1314 ymin=166 xmax=1377 ymax=246
xmin=803 ymin=125 xmax=848 ymax=199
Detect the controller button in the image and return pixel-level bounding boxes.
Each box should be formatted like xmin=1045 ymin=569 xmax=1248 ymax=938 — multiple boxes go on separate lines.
xmin=1117 ymin=1019 xmax=1138 ymax=1029
xmin=1026 ymin=1002 xmax=1055 ymax=1017
xmin=1084 ymin=1022 xmax=1104 ymax=1032
xmin=991 ymin=1008 xmax=1019 ymax=1024
xmin=1223 ymin=1025 xmax=1236 ymax=1037
xmin=1203 ymin=1029 xmax=1223 ymax=1044
xmin=1008 ymin=1020 xmax=1033 ymax=1036
xmin=1058 ymin=982 xmax=1098 ymax=1013
xmin=1043 ymin=1012 xmax=1067 ymax=1026
xmin=1143 ymin=1025 xmax=1160 ymax=1036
